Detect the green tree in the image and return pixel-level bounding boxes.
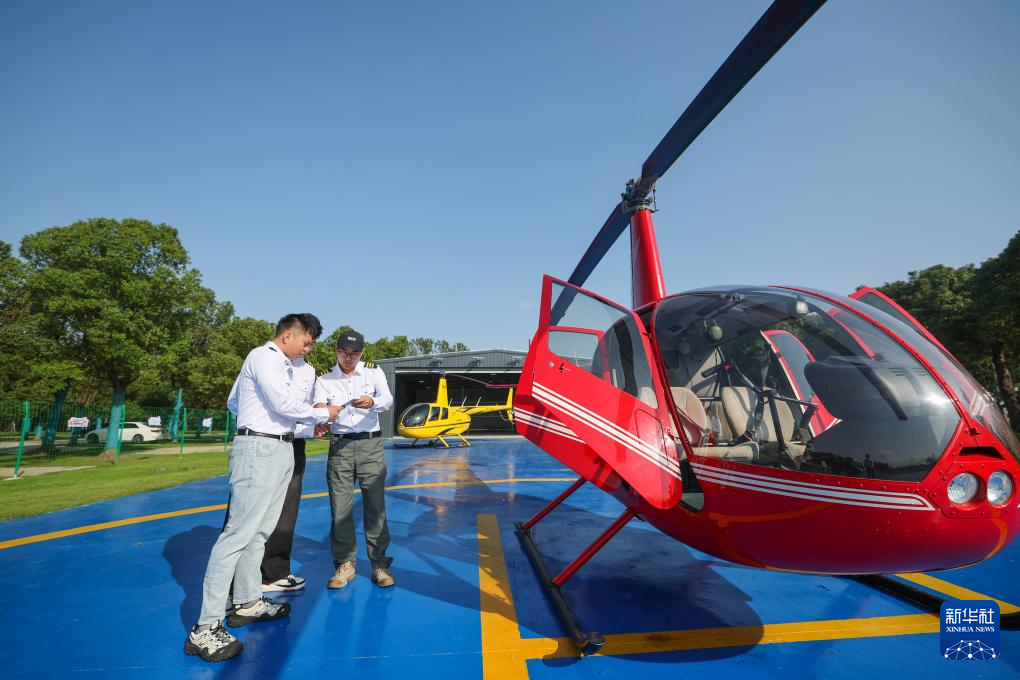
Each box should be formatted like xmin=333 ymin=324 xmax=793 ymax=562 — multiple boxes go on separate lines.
xmin=876 ymin=234 xmax=1020 ymax=427
xmin=878 ymin=264 xmax=978 ymax=360
xmin=0 ymin=240 xmax=32 ymax=398
xmin=971 ymin=231 xmax=1020 ymax=425
xmin=19 ymin=218 xmax=216 ymax=451
xmin=366 ymin=335 xmax=411 ymax=361
xmin=185 ymin=316 xmax=275 ymax=409
xmin=0 ymin=241 xmax=84 ymax=447
xmin=409 ymin=337 xmax=436 ymax=356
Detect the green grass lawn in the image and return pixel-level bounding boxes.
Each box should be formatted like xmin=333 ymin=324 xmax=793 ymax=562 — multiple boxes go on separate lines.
xmin=0 ymin=435 xmax=238 ymax=466
xmin=0 ymin=439 xmax=331 ymax=523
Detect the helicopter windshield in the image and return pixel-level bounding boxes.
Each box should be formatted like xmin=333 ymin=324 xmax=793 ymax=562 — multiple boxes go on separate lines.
xmin=399 ymin=403 xmax=430 ymax=428
xmin=839 ymin=293 xmax=1020 ymax=465
xmin=653 ymin=287 xmax=961 ymax=482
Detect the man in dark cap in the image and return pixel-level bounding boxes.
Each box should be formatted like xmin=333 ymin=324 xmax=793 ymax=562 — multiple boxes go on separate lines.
xmin=312 ymin=330 xmax=396 ymax=589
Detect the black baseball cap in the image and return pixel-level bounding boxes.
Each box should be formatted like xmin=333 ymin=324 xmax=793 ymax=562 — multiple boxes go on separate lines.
xmin=336 ymin=330 xmax=365 ymax=352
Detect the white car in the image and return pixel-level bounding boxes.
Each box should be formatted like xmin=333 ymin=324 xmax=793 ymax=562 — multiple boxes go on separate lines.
xmin=85 ymin=421 xmax=162 ymax=445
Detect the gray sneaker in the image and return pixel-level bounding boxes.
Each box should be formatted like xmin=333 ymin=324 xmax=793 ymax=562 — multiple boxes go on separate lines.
xmin=183 ymin=621 xmax=242 ymax=662
xmin=227 ymin=596 xmax=291 ymax=627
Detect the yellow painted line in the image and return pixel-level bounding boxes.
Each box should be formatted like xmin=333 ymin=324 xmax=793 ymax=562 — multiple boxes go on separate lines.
xmin=478 ymin=514 xmax=531 ymax=680
xmin=896 ymin=572 xmax=1020 ymax=614
xmin=0 ymin=477 xmax=576 ymax=551
xmin=0 ymin=503 xmax=230 ymax=551
xmin=475 ymin=513 xmax=1017 ymax=677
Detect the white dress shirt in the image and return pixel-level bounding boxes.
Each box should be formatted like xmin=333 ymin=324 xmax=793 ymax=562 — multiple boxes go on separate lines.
xmin=313 ymin=361 xmax=393 ymax=434
xmin=290 ymin=358 xmax=319 ymax=439
xmin=227 ymin=341 xmax=330 ymax=435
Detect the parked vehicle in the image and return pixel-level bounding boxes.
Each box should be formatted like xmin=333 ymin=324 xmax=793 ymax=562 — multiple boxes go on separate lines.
xmin=84 ymin=421 xmax=162 ymax=445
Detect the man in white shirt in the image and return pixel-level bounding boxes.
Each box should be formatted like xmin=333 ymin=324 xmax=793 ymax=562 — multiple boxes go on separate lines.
xmin=312 ymin=330 xmax=395 ymax=590
xmin=223 ymin=313 xmax=324 ymax=593
xmin=184 ymin=314 xmax=341 ymax=663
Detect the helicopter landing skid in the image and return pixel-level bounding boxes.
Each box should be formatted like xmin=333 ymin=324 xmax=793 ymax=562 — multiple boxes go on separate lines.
xmin=851 ymin=574 xmax=1020 ymax=630
xmin=435 ymin=433 xmax=471 ymax=448
xmin=393 ymin=439 xmax=431 ymax=449
xmin=514 ymin=477 xmax=635 ymax=655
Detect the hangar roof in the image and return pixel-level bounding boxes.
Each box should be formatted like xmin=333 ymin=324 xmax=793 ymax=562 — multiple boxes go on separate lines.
xmin=374 ymin=349 xmax=526 ymax=372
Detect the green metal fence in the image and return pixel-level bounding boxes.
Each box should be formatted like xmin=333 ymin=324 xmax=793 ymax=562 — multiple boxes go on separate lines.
xmin=0 ymin=398 xmax=236 ymax=477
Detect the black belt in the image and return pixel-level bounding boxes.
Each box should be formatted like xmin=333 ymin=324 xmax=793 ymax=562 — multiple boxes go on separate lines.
xmin=236 ymin=428 xmax=294 ymax=442
xmin=332 ymin=431 xmax=381 ymax=441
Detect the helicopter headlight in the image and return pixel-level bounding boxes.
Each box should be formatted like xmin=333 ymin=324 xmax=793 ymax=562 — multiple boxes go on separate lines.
xmin=987 ymin=471 xmax=1013 ymax=507
xmin=947 ymin=472 xmax=979 ymax=505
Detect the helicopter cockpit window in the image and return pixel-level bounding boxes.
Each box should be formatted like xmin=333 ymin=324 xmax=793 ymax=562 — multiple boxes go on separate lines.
xmin=547 ymin=283 xmax=658 ymax=408
xmin=653 ymin=288 xmax=961 ymax=481
xmin=399 ymin=403 xmax=429 ymax=428
xmin=840 ymin=294 xmax=1020 ymax=465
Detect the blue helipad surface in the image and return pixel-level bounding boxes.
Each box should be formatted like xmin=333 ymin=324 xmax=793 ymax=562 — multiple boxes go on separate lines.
xmin=1 ymin=438 xmax=1017 ymax=678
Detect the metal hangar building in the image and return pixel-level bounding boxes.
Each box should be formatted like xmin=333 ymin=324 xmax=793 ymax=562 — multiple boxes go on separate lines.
xmin=374 ymin=349 xmax=526 ymax=438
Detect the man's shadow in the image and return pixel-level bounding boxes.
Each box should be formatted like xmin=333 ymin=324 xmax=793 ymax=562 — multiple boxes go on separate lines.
xmin=163 ymin=524 xmax=220 ymax=628
xmin=162 ymin=521 xmax=325 ymax=680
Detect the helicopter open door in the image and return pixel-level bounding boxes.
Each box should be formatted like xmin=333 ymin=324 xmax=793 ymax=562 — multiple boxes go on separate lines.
xmin=520 ymin=276 xmax=682 ymax=509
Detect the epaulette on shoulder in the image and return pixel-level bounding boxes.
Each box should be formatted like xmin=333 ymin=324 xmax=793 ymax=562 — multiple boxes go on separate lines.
xmin=364 ymin=361 xmax=377 ymax=369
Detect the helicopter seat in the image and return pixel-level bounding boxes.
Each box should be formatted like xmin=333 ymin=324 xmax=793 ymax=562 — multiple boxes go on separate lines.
xmin=671 ymin=387 xmax=755 ymax=461
xmin=720 ymin=386 xmax=806 ymax=461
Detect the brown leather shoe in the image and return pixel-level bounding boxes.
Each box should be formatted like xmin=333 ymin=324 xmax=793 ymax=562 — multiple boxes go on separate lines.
xmin=371 ymin=567 xmax=395 ymax=588
xmin=327 ymin=560 xmax=356 ymax=589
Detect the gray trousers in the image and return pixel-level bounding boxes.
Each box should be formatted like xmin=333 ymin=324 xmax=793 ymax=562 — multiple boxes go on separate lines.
xmin=326 ymin=436 xmax=393 ymax=569
xmin=197 ymin=435 xmax=293 ymax=625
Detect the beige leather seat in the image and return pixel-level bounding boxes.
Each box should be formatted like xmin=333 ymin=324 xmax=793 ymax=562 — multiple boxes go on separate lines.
xmin=671 ymin=387 xmax=755 ymax=461
xmin=720 ymin=386 xmax=805 ymax=460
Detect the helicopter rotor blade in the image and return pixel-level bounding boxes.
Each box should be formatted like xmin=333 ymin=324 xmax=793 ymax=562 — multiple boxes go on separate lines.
xmin=565 ymin=0 xmax=825 ymax=291
xmin=566 ymin=202 xmax=628 ymax=289
xmin=642 ymin=0 xmax=825 ymax=181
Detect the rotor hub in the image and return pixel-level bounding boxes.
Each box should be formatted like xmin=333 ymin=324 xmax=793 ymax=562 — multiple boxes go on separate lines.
xmin=621 ymin=177 xmax=658 ymax=214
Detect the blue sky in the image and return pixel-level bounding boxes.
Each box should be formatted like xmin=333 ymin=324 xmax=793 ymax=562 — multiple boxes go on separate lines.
xmin=1 ymin=1 xmax=1017 ymax=351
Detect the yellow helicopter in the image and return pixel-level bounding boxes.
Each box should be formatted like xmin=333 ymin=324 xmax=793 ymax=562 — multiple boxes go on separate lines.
xmin=396 ymin=375 xmax=514 ymax=447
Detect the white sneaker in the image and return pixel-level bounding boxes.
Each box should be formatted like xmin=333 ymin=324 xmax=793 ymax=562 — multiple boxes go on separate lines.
xmin=262 ymin=574 xmax=306 ymax=592
xmin=327 ymin=560 xmax=356 ymax=589
xmin=227 ymin=596 xmax=291 ymax=627
xmin=183 ymin=621 xmax=243 ymax=662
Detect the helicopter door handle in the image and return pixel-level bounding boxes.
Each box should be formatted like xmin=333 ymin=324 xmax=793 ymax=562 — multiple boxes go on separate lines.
xmin=558 ymin=362 xmax=570 ymax=373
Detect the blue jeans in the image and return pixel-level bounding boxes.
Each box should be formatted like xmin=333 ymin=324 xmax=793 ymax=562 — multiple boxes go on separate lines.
xmin=197 ymin=435 xmax=294 ymax=625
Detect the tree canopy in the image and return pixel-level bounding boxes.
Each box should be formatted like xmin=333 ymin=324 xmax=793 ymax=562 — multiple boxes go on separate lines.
xmin=17 ymin=219 xmax=216 ymax=448
xmin=876 ymin=230 xmax=1020 ymax=427
xmin=0 ymin=222 xmax=472 ymax=426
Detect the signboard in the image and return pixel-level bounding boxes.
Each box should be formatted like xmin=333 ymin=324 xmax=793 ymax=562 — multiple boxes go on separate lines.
xmin=148 ymin=416 xmax=162 ymax=427
xmin=67 ymin=417 xmax=90 ymax=429
xmin=202 ymin=417 xmax=214 ymax=429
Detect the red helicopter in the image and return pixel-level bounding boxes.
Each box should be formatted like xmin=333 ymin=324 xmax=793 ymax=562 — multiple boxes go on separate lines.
xmin=512 ymin=0 xmax=1020 ymax=653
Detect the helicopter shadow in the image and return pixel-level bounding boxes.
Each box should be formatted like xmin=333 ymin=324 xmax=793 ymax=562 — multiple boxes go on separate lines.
xmin=512 ymin=501 xmax=766 ymax=666
xmin=382 ymin=460 xmax=765 ymax=665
